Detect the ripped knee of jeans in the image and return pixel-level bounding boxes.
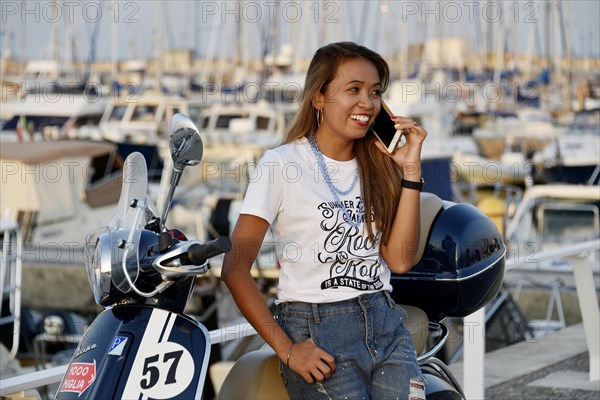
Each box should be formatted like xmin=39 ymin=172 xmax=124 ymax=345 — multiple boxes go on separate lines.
xmin=314 ymin=382 xmax=332 ymax=399
xmin=409 ymin=377 xmax=426 ymax=400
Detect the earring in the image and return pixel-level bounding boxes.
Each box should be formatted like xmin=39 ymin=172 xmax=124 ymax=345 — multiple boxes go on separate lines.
xmin=316 ymin=108 xmax=323 ymax=128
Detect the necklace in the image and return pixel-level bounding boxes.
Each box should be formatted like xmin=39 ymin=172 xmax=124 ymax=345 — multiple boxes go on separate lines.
xmin=308 ymin=134 xmax=363 ymax=228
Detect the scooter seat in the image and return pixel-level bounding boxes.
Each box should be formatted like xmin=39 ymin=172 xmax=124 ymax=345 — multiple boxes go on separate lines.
xmin=400 ymin=304 xmax=429 ymax=355
xmin=413 ymin=192 xmax=444 ymax=267
xmin=216 ymin=346 xmax=289 ymax=400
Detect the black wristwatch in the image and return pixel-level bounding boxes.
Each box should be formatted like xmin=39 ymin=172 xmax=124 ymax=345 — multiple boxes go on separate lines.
xmin=400 ymin=177 xmax=425 ymax=191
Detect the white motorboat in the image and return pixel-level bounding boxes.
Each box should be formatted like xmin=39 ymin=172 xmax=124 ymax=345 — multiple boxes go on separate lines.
xmin=532 ymin=108 xmax=600 ymax=185
xmin=0 ymin=140 xmax=122 ymax=245
xmin=196 ymin=100 xmax=289 ymax=148
xmin=0 ymin=140 xmax=124 ymax=312
xmin=473 ymin=108 xmax=565 ymax=160
xmin=452 ymin=151 xmax=532 ymax=186
xmin=91 ymin=94 xmax=208 ymax=145
xmin=1 ymin=94 xmax=108 ymax=142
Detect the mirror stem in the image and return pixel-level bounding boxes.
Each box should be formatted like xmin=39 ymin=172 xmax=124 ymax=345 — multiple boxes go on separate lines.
xmin=160 ymin=168 xmax=183 ymax=231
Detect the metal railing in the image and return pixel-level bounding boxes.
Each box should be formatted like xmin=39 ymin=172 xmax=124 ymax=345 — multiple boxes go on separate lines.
xmin=0 ymin=324 xmax=258 ymax=397
xmin=0 ymin=219 xmax=23 ymax=360
xmin=462 ymin=239 xmax=600 ymax=399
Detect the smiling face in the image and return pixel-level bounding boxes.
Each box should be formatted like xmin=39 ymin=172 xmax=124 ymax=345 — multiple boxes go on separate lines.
xmin=315 ymin=57 xmax=382 ymax=147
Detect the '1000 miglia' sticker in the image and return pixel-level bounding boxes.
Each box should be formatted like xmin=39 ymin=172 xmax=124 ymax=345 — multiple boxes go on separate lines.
xmin=59 ymin=361 xmax=96 ymax=396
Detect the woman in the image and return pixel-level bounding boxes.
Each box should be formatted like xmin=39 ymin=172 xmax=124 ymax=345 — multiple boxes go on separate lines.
xmin=221 ymin=42 xmax=427 ymax=400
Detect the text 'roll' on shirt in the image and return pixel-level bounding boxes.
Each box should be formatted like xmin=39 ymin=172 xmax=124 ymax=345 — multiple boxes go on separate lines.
xmin=239 ymin=137 xmax=392 ymax=304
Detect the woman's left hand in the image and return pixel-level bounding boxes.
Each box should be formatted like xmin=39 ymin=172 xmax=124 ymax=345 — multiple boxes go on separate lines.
xmin=374 ymin=116 xmax=427 ymax=176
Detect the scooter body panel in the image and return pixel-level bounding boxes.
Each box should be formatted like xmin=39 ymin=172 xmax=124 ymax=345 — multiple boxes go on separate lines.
xmin=55 ymin=305 xmax=210 ymax=400
xmin=423 ymin=372 xmax=464 ymax=399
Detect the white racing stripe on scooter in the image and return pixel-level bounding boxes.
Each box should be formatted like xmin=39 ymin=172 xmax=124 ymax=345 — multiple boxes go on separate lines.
xmin=121 ymin=309 xmax=173 ymax=400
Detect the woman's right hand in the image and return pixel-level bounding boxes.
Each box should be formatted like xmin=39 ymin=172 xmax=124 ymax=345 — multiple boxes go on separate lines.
xmin=286 ymin=338 xmax=336 ymax=384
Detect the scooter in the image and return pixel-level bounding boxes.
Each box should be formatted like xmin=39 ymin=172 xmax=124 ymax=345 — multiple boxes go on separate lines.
xmin=55 ymin=114 xmax=231 ymax=399
xmin=54 ymin=113 xmax=505 ymax=399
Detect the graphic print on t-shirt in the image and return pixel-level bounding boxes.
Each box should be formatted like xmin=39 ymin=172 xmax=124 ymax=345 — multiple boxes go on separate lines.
xmin=317 ymin=195 xmax=384 ymax=291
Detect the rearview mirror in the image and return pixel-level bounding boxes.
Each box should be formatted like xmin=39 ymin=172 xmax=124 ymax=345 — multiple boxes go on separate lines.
xmin=169 ymin=113 xmax=203 ymax=170
xmin=161 ymin=113 xmax=203 ymax=230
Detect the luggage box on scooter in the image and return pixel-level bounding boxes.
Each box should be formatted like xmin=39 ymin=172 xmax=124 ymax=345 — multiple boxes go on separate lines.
xmin=390 ymin=196 xmax=505 ymax=320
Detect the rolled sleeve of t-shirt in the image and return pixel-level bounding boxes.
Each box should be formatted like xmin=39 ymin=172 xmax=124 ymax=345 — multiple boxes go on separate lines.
xmin=239 ymin=149 xmax=284 ymax=224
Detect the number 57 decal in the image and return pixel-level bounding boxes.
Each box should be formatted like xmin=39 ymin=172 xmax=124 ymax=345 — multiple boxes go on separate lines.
xmin=124 ymin=342 xmax=195 ymax=399
xmin=141 ymin=350 xmax=184 ymax=389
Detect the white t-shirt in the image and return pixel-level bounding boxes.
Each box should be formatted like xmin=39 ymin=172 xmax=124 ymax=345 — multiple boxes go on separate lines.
xmin=240 ymin=137 xmax=392 ymax=304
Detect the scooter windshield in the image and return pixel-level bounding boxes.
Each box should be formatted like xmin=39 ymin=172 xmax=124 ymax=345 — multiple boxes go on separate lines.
xmin=110 ymin=152 xmax=149 ymax=231
xmin=85 ymin=152 xmax=150 ymax=303
xmin=109 ymin=152 xmax=148 ymax=293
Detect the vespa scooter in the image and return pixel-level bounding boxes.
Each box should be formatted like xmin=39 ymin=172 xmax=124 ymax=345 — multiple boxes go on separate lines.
xmin=55 ymin=113 xmax=230 ymax=399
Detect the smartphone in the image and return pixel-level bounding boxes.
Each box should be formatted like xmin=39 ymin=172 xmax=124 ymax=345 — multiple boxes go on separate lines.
xmin=371 ymin=99 xmax=402 ymax=153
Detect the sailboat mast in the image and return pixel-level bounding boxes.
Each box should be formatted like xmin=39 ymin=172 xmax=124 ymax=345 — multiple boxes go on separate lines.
xmin=557 ymin=0 xmax=573 ymax=111
xmin=49 ymin=0 xmax=59 ymax=81
xmin=1 ymin=14 xmax=13 ymax=74
xmin=111 ymin=7 xmax=119 ymax=85
xmin=492 ymin=2 xmax=506 ymax=84
xmin=319 ymin=0 xmax=327 ymax=46
xmin=233 ymin=2 xmax=241 ymax=66
xmin=523 ymin=0 xmax=538 ymax=83
xmin=545 ymin=0 xmax=552 ymax=75
xmin=155 ymin=1 xmax=163 ymax=92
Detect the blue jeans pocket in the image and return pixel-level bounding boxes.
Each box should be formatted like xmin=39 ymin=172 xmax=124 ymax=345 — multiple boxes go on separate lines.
xmin=277 ymin=312 xmax=314 ymax=344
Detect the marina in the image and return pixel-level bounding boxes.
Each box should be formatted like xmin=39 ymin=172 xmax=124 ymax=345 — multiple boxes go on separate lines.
xmin=1 ymin=0 xmax=599 ymax=398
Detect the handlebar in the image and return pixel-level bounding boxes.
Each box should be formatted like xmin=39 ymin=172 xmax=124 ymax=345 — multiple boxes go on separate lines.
xmin=152 ymin=236 xmax=232 ymax=277
xmin=188 ymin=236 xmax=232 ymax=265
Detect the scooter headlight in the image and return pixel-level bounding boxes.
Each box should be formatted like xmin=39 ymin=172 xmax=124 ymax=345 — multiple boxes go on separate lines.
xmin=85 ymin=228 xmax=112 ymax=305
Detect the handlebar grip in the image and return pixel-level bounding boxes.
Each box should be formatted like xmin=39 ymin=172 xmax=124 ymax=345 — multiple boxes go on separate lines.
xmin=187 ymin=236 xmax=232 ymax=265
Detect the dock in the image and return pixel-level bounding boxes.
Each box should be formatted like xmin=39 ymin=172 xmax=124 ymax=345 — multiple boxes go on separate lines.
xmin=450 ymin=323 xmax=599 ymax=399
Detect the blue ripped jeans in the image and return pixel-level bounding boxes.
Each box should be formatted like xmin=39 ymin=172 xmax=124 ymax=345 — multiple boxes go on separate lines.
xmin=275 ymin=291 xmax=424 ymax=400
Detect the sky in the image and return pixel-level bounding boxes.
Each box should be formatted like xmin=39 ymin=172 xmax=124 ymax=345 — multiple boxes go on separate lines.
xmin=1 ymin=0 xmax=599 ymax=65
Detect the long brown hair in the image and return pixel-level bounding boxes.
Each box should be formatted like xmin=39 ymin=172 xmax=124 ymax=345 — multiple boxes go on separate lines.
xmin=284 ymin=42 xmax=403 ymax=244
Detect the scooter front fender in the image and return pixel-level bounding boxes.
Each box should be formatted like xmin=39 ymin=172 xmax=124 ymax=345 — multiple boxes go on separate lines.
xmin=55 ymin=305 xmax=210 ymax=400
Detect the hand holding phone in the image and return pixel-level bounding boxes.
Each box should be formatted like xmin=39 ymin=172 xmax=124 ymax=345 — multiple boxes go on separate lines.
xmin=371 ymin=100 xmax=402 ymax=153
